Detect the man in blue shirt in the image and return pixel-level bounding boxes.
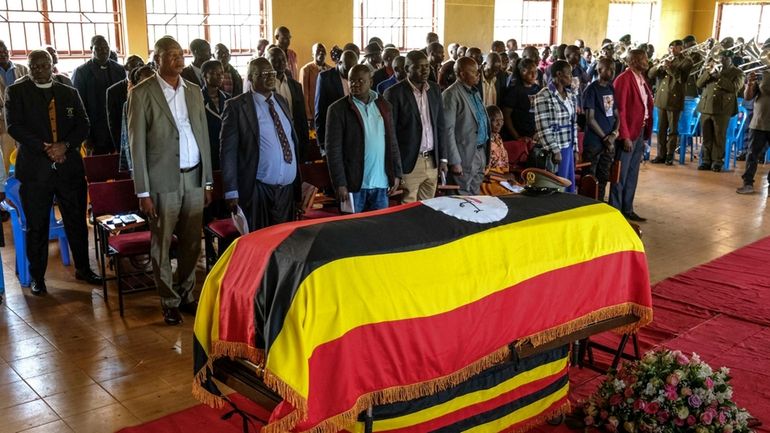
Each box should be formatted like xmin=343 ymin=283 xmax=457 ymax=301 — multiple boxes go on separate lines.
xmin=221 ymin=57 xmax=301 ymax=231
xmin=326 ymin=65 xmax=402 ymax=213
xmin=377 ymin=56 xmax=406 ymax=95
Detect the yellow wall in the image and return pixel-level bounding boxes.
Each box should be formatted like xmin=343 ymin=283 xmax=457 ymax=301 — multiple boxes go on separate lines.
xmin=691 ymin=0 xmax=717 ymax=42
xmin=444 ymin=0 xmax=495 ymax=50
xmin=657 ymin=0 xmax=695 ymax=54
xmin=122 ymin=0 xmax=149 ymax=58
xmin=271 ymin=0 xmax=353 ymax=63
xmin=560 ymin=0 xmax=610 ymax=50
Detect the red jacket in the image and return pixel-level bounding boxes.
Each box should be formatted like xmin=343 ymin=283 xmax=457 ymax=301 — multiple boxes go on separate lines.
xmin=614 ymin=69 xmax=654 ymax=141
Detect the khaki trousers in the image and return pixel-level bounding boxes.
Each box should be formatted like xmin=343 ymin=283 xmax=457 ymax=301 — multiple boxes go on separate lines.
xmin=401 ymin=155 xmax=438 ymax=203
xmin=700 ymin=113 xmax=731 ymax=166
xmin=150 ymin=167 xmax=204 ymax=308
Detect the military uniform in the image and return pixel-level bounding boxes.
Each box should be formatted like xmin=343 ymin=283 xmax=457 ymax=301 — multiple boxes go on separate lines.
xmin=684 ymin=51 xmax=702 ymax=98
xmin=696 ymin=64 xmax=744 ymax=169
xmin=648 ymin=54 xmax=693 ymax=163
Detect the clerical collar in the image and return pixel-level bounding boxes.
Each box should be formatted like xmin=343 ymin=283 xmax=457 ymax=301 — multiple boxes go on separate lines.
xmin=34 ymin=80 xmax=54 ymax=89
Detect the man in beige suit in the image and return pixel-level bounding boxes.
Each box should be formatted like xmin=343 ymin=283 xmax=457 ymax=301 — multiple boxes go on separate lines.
xmin=128 ymin=36 xmax=213 ymax=325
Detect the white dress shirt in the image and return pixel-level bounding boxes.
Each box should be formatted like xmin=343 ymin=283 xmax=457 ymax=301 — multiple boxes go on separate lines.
xmin=137 ymin=74 xmax=202 ymax=197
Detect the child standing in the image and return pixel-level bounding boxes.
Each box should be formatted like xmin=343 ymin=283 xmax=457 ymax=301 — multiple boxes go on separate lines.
xmin=582 ymin=57 xmax=620 ymax=200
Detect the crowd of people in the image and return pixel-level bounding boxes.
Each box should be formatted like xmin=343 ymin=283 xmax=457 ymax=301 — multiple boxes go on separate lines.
xmin=0 ymin=26 xmax=768 ymax=321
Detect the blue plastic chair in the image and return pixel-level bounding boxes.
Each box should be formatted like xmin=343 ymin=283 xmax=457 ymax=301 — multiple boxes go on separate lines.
xmin=724 ymin=102 xmax=748 ymax=171
xmin=1 ymin=177 xmax=70 ymax=287
xmin=652 ymin=107 xmax=659 ymax=135
xmin=678 ymin=97 xmax=701 ymax=164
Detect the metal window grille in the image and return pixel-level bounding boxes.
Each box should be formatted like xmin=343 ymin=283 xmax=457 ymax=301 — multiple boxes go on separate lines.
xmin=493 ymin=0 xmax=559 ymax=47
xmin=715 ymin=3 xmax=770 ymax=42
xmin=146 ymin=0 xmax=267 ymax=65
xmin=353 ymin=0 xmax=440 ymax=51
xmin=0 ymin=0 xmax=123 ymax=59
xmin=606 ymin=0 xmax=659 ymax=44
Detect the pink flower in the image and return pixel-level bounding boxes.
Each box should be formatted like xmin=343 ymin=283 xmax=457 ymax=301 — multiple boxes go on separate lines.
xmin=657 ymin=411 xmax=671 ymax=423
xmin=718 ymin=412 xmax=728 ymax=425
xmin=677 ymin=353 xmax=690 ymax=365
xmin=665 ymin=385 xmax=679 ymax=401
xmin=606 ymin=423 xmax=617 ymax=433
xmin=681 ymin=387 xmax=693 ymax=396
xmin=633 ymin=399 xmax=646 ymax=411
xmin=666 ymin=373 xmax=680 ymax=386
xmin=610 ymin=394 xmax=624 ymax=405
xmin=585 ymin=416 xmax=595 ymax=426
xmin=701 ymin=411 xmax=715 ymax=425
xmin=687 ymin=415 xmax=697 ymax=426
xmin=644 ymin=402 xmax=660 ymax=415
xmin=600 ymin=410 xmax=609 ymax=420
xmin=674 ymin=418 xmax=685 ymax=427
xmin=625 ymin=387 xmax=635 ymax=398
xmin=706 ymin=377 xmax=714 ymax=389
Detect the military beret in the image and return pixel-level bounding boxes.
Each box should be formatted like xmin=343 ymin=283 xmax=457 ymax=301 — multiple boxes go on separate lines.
xmin=670 ymin=39 xmax=683 ymax=47
xmin=364 ymin=42 xmax=382 ymax=57
xmin=521 ymin=168 xmax=572 ymax=193
xmin=682 ymin=35 xmax=696 ymax=44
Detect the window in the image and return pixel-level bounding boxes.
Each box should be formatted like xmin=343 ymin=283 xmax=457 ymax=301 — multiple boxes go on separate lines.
xmin=0 ymin=0 xmax=123 ymax=68
xmin=716 ymin=3 xmax=770 ymax=43
xmin=146 ymin=0 xmax=268 ymax=68
xmin=353 ymin=0 xmax=442 ymax=51
xmin=494 ymin=0 xmax=558 ymax=47
xmin=606 ymin=0 xmax=659 ymax=44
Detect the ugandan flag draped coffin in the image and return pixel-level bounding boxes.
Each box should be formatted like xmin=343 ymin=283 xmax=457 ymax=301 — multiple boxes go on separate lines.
xmin=350 ymin=345 xmax=571 ymax=433
xmin=193 ymin=194 xmax=653 ymax=433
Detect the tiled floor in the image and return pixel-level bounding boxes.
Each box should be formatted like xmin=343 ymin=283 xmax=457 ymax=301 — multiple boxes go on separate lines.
xmin=0 ymin=157 xmax=769 ymax=432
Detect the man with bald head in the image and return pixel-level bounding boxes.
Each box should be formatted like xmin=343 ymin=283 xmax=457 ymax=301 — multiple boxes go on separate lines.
xmin=384 ymin=50 xmax=447 ymax=202
xmin=442 ymin=56 xmax=489 ymax=195
xmin=299 ymin=43 xmax=330 ymax=122
xmin=274 ymin=26 xmax=298 ymax=79
xmin=326 ymin=65 xmax=402 ymax=213
xmin=129 ymin=36 xmax=213 ymax=325
xmin=6 ymin=49 xmax=102 ymax=295
xmin=72 ymin=35 xmax=125 ymax=154
xmin=221 ymin=56 xmax=301 ymax=231
xmin=180 ymin=38 xmax=211 ymax=87
xmin=315 ymin=49 xmax=358 ymax=147
xmin=373 ymin=46 xmax=400 ymax=90
xmin=267 ymin=46 xmax=309 ymax=160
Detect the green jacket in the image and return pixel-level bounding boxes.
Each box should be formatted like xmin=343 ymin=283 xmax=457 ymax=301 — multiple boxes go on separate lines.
xmin=684 ymin=52 xmax=703 ymax=98
xmin=648 ymin=54 xmax=693 ymax=111
xmin=696 ymin=65 xmax=744 ymax=116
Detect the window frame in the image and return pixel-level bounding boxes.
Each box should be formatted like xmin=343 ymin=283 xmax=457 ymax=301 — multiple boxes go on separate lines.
xmin=605 ymin=0 xmax=659 ymax=44
xmin=714 ymin=2 xmax=768 ymax=42
xmin=493 ymin=0 xmax=560 ymax=47
xmin=353 ymin=0 xmax=441 ymax=52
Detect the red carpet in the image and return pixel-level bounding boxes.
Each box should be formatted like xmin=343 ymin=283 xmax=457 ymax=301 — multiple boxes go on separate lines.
xmin=117 ymin=237 xmax=770 ymax=433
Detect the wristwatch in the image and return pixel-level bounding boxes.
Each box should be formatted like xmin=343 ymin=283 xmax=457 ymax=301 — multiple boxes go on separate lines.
xmin=204 ymin=184 xmax=214 ymax=191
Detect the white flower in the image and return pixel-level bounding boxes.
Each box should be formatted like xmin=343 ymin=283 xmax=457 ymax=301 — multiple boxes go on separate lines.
xmin=613 ymin=379 xmax=626 ymax=390
xmin=644 ymin=382 xmax=656 ymax=396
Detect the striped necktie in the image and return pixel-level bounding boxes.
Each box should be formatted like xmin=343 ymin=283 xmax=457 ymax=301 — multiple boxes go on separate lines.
xmin=266 ymin=96 xmax=292 ymax=163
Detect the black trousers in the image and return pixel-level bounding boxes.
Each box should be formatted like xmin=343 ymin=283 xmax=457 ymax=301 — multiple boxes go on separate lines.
xmin=20 ymin=176 xmax=91 ymax=281
xmin=244 ymin=181 xmax=295 ymax=233
xmin=741 ymin=128 xmax=770 ymax=186
xmin=582 ymin=144 xmax=614 ymax=201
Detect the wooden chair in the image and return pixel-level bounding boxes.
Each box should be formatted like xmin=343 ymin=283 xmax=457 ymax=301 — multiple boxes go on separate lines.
xmin=299 ymin=161 xmax=342 ymax=218
xmin=578 ymin=174 xmax=599 ymax=200
xmin=204 ymin=171 xmax=240 ymax=273
xmin=89 ymin=179 xmax=173 ymax=316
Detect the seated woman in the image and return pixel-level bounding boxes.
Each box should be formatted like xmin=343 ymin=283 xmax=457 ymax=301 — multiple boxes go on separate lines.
xmin=481 ymin=106 xmax=516 ymax=196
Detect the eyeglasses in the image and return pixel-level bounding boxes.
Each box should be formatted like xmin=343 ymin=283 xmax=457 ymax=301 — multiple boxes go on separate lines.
xmin=258 ymin=71 xmax=278 ymax=78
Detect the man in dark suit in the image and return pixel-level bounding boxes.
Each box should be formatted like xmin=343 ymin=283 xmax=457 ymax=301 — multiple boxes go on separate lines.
xmin=180 ymin=39 xmax=211 ymax=87
xmin=221 ymin=57 xmax=301 ymax=232
xmin=106 ymin=55 xmax=146 ymax=152
xmin=314 ymin=49 xmax=358 ymax=147
xmin=384 ymin=50 xmax=447 ymax=202
xmin=266 ymin=47 xmax=309 ymax=161
xmin=71 ymin=35 xmax=125 ymax=154
xmin=372 ymin=47 xmax=399 ymax=91
xmin=326 ymin=65 xmax=402 ymax=213
xmin=5 ymin=50 xmax=102 ymax=295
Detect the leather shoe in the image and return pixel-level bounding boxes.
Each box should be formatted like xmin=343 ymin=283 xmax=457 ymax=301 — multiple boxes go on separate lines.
xmin=624 ymin=212 xmax=647 ymax=222
xmin=665 ymin=157 xmax=674 ymax=166
xmin=697 ymin=164 xmax=711 ymax=171
xmin=179 ymin=300 xmax=199 ymax=316
xmin=711 ymin=165 xmax=722 ymax=172
xmin=75 ymin=268 xmax=104 ymax=285
xmin=31 ymin=279 xmax=47 ymax=296
xmin=162 ymin=307 xmax=183 ymax=325
xmin=650 ymin=156 xmax=666 ymax=164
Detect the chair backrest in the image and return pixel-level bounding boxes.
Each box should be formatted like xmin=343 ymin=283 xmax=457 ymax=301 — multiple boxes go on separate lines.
xmin=88 ymin=179 xmax=139 ymax=217
xmin=4 ymin=177 xmax=24 ymax=225
xmin=502 ymin=140 xmax=530 ymax=166
xmin=678 ymin=97 xmax=700 ymax=135
xmin=299 ymin=161 xmax=334 ymax=191
xmin=83 ymin=154 xmax=121 ymax=183
xmin=578 ymin=174 xmax=599 ymax=200
xmin=652 ymin=107 xmax=659 ymax=134
xmin=300 ymin=182 xmax=318 ymax=213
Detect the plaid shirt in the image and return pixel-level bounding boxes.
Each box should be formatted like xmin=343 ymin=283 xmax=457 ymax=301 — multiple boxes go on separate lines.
xmin=533 ymin=83 xmax=579 ymax=153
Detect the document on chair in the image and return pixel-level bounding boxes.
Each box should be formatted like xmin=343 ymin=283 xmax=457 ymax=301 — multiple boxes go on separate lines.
xmin=500 ymin=181 xmax=524 ymax=193
xmin=232 ymin=206 xmax=249 ymax=235
xmin=340 ymin=193 xmax=355 ymax=214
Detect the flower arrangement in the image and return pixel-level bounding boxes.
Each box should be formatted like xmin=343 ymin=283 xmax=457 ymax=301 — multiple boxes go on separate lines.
xmin=583 ymin=349 xmax=753 ymax=433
